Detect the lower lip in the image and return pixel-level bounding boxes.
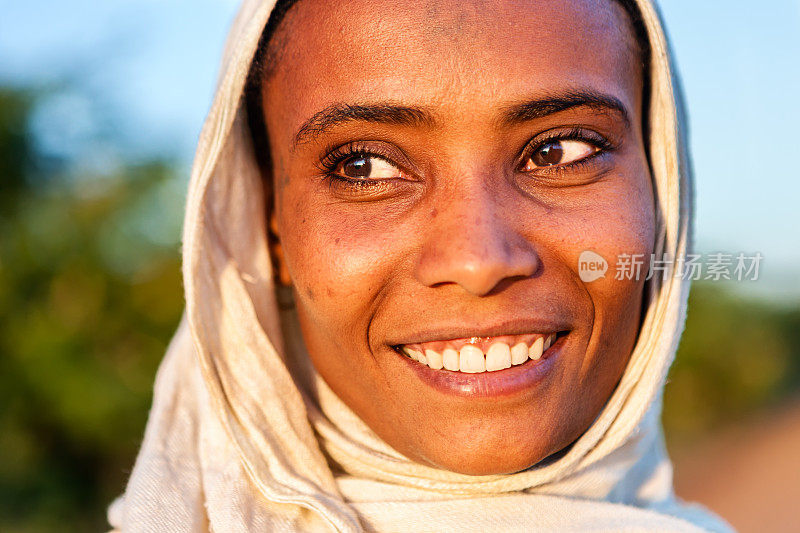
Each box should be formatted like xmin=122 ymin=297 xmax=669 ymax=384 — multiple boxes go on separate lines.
xmin=398 ymin=336 xmax=564 ymax=399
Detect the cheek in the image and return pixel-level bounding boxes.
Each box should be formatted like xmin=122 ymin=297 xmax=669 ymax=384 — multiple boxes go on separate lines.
xmin=574 ymin=194 xmax=654 ymax=290
xmin=276 ymin=190 xmax=404 ymax=339
xmin=580 ymin=174 xmax=655 ymax=305
xmin=532 ymin=162 xmax=655 ymax=380
xmin=563 ymin=168 xmax=655 ymax=380
xmin=586 ymin=195 xmax=653 ymax=349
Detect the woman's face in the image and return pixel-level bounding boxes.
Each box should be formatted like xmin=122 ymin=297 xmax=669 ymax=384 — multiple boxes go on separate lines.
xmin=261 ymin=0 xmax=654 ymax=475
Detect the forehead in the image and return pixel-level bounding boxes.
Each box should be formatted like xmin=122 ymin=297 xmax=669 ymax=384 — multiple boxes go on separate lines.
xmin=263 ymin=0 xmax=641 ymax=144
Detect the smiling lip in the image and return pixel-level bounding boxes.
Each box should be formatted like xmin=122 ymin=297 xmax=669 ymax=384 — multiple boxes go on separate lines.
xmin=394 ymin=331 xmax=567 ymax=398
xmin=387 ymin=318 xmax=571 ymax=348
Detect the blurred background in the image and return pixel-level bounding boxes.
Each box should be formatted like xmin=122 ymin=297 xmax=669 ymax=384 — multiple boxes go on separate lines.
xmin=0 ymin=1 xmax=798 ymax=531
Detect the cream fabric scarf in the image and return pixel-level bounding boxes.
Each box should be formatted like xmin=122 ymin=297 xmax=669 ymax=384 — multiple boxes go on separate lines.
xmin=109 ymin=0 xmax=733 ymax=531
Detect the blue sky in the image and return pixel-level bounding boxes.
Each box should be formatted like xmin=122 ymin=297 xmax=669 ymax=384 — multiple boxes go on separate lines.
xmin=1 ymin=0 xmax=798 ymax=293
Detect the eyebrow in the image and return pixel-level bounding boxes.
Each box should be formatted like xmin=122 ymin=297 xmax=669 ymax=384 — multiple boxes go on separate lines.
xmin=292 ymin=103 xmax=435 ymax=149
xmin=291 ymin=90 xmax=629 ymax=150
xmin=499 ymin=90 xmax=630 ymax=128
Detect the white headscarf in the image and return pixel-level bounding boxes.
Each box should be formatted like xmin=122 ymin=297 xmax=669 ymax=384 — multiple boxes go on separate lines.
xmin=109 ymin=0 xmax=733 ymax=531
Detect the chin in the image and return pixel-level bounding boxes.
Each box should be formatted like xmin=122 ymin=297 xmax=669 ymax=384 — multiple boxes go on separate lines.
xmin=399 ymin=418 xmax=568 ymax=476
xmin=419 ymin=443 xmax=552 ymax=476
xmin=447 ymin=455 xmax=542 ymax=477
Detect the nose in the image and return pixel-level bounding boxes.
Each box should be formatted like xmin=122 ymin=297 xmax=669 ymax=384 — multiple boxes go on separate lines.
xmin=414 ymin=190 xmax=540 ymax=296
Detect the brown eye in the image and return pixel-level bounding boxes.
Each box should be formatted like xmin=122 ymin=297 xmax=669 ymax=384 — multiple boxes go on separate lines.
xmin=523 ymin=139 xmax=598 ymax=171
xmin=532 ymin=141 xmax=564 ymax=166
xmin=337 ymin=155 xmax=402 ymax=180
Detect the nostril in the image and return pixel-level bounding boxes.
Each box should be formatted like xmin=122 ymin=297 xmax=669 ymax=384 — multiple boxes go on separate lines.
xmin=415 ymin=240 xmax=540 ymax=296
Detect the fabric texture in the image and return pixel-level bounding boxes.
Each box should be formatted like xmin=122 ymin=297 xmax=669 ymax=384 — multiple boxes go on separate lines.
xmin=108 ymin=0 xmax=734 ymax=531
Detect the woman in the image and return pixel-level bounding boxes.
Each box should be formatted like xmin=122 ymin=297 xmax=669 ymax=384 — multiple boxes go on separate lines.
xmin=109 ymin=0 xmax=733 ymax=531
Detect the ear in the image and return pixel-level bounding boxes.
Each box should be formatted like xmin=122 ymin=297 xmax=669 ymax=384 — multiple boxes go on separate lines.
xmin=268 ymin=209 xmax=293 ymax=286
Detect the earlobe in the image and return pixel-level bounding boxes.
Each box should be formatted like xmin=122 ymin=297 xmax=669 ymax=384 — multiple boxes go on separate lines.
xmin=268 ymin=210 xmax=293 ymax=286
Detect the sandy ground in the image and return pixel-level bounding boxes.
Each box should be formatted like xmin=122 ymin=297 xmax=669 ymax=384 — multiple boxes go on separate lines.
xmin=671 ymin=398 xmax=800 ymax=533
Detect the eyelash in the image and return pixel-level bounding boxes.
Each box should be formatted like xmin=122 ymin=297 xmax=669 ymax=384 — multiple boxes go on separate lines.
xmin=317 ymin=128 xmax=615 ymax=189
xmin=518 ymin=127 xmax=615 ymax=174
xmin=317 ymin=141 xmax=402 ymax=173
xmin=316 ymin=141 xmax=406 ymax=191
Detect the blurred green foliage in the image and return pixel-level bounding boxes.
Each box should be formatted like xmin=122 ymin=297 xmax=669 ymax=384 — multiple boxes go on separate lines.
xmin=0 ymin=87 xmax=183 ymax=532
xmin=664 ymin=283 xmax=800 ymax=444
xmin=0 ymin=85 xmax=798 ymax=531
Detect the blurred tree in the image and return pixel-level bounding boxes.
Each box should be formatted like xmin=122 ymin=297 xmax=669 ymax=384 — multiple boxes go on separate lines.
xmin=0 ymin=89 xmax=34 ymax=215
xmin=0 ymin=86 xmax=184 ymax=533
xmin=664 ymin=282 xmax=800 ymax=445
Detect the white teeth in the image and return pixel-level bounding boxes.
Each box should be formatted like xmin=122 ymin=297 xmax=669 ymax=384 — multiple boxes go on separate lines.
xmin=459 ymin=345 xmax=486 ymax=373
xmin=485 ymin=342 xmax=512 ymax=372
xmin=544 ymin=334 xmax=553 ymax=351
xmin=407 ymin=348 xmax=425 ymax=363
xmin=402 ymin=334 xmax=559 ymax=372
xmin=442 ymin=348 xmax=460 ymax=371
xmin=511 ymin=342 xmax=528 ymax=365
xmin=425 ymin=349 xmax=443 ymax=370
xmin=528 ymin=337 xmax=543 ymax=360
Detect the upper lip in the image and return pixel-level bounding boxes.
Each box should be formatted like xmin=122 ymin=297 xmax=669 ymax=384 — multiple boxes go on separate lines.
xmin=386 ymin=317 xmax=571 ymax=347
